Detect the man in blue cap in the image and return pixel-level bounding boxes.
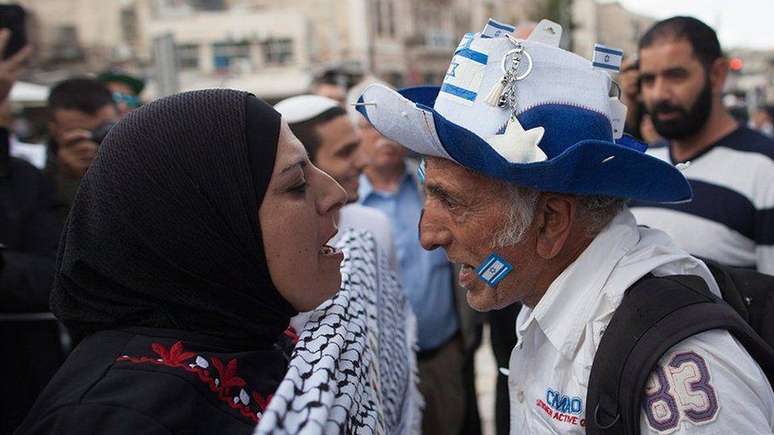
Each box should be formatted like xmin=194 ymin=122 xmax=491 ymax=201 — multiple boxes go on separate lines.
xmin=356 ymin=19 xmax=774 ymax=434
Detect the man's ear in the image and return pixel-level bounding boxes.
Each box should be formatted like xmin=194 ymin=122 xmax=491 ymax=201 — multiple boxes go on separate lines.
xmin=535 ymin=193 xmax=576 ymax=259
xmin=47 ymin=120 xmax=58 ymax=138
xmin=709 ymin=57 xmax=729 ymax=95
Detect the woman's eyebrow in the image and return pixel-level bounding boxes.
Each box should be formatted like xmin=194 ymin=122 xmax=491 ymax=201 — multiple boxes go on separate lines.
xmin=279 ymin=158 xmax=307 ymax=175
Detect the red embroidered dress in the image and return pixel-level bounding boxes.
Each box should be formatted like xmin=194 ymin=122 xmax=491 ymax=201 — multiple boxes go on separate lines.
xmin=16 ymin=328 xmax=294 ymax=435
xmin=116 ymin=340 xmax=273 ymax=423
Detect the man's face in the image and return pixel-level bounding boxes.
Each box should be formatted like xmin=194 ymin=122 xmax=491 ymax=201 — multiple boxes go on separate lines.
xmin=357 ymin=117 xmax=407 ymax=172
xmin=419 ymin=157 xmax=543 ymax=311
xmin=105 ymin=81 xmax=140 ymax=117
xmin=50 ymin=104 xmax=119 ymax=178
xmin=312 ymin=115 xmax=365 ymax=203
xmin=639 ymin=38 xmax=713 ymax=140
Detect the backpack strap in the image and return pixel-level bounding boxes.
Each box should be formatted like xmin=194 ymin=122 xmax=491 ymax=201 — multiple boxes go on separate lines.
xmin=585 ymin=274 xmax=774 ymax=435
xmin=704 ymin=259 xmax=774 ymax=344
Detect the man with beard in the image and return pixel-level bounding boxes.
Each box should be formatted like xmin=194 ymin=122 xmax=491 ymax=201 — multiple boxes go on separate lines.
xmin=630 ymin=16 xmax=774 ymax=275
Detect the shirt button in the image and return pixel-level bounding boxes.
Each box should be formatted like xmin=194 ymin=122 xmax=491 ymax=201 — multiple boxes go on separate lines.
xmin=517 ymin=390 xmax=525 ymax=403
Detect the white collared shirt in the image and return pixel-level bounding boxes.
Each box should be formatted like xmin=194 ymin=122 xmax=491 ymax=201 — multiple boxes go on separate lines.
xmin=508 ymin=208 xmax=774 ymax=434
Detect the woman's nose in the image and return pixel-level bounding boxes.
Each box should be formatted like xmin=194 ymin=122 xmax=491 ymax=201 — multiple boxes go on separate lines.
xmin=317 ymin=170 xmax=347 ymax=215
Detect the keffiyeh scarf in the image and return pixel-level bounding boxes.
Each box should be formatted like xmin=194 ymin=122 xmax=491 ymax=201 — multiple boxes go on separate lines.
xmin=254 ymin=230 xmax=421 ymax=434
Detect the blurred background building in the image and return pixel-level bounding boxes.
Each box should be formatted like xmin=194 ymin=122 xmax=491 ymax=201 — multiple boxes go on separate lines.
xmin=14 ymin=0 xmax=541 ymax=101
xmin=9 ymin=0 xmax=774 ymax=118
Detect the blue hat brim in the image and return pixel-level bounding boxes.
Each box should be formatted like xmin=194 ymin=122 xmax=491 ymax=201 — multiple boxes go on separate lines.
xmin=358 ymin=85 xmax=691 ymax=203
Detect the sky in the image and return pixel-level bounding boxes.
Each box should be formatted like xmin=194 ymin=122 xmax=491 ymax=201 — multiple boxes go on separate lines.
xmin=602 ymin=0 xmax=774 ymax=50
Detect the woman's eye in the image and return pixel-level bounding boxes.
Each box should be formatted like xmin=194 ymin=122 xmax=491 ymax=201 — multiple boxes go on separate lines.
xmin=289 ymin=182 xmax=307 ymax=194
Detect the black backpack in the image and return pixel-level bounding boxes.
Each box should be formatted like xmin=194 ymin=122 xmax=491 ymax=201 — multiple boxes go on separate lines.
xmin=585 ymin=261 xmax=774 ymax=435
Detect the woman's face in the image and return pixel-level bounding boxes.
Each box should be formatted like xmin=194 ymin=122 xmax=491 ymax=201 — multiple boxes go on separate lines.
xmin=259 ymin=122 xmax=348 ymax=311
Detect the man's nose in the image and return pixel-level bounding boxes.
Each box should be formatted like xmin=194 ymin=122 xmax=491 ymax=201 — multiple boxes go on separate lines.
xmin=418 ymin=207 xmax=452 ymax=251
xmin=651 ymin=76 xmax=672 ymax=102
xmin=353 ymin=146 xmax=370 ymax=171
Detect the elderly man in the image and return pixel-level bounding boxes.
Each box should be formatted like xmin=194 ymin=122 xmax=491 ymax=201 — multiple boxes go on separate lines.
xmin=356 ymin=19 xmax=774 ymax=434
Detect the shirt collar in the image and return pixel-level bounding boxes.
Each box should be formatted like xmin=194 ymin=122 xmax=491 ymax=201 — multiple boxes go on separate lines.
xmin=357 ymin=172 xmax=375 ymax=201
xmin=518 ymin=209 xmax=641 ymax=359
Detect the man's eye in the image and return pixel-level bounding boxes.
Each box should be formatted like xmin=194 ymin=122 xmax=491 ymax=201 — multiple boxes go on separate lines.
xmin=336 ymin=146 xmax=357 ymax=158
xmin=439 ymin=195 xmax=458 ymax=209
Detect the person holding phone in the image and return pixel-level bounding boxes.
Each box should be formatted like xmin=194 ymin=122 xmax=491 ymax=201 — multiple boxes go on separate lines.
xmin=0 ymin=25 xmax=65 ymax=435
xmin=44 ymin=78 xmax=119 ymax=221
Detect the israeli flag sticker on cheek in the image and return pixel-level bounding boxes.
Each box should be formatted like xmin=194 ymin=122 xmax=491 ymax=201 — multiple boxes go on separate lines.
xmin=476 ymin=253 xmax=514 ymax=287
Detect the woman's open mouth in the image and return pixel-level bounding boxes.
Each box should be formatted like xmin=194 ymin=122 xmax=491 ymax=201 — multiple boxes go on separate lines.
xmin=320 ymin=244 xmax=342 ymax=256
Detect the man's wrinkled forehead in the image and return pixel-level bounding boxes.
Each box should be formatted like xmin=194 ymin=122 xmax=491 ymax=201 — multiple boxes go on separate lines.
xmin=424 ymin=156 xmax=504 ymax=196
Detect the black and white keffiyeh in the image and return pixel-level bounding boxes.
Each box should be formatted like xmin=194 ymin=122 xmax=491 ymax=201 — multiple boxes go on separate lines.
xmin=254 ymin=230 xmax=421 ymax=434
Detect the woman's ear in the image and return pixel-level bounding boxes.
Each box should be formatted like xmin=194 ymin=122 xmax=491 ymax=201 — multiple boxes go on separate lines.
xmin=535 ymin=194 xmax=576 ymax=260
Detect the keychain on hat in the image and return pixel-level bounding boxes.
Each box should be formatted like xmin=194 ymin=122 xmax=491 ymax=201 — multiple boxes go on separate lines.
xmin=485 ymin=36 xmax=533 ymax=108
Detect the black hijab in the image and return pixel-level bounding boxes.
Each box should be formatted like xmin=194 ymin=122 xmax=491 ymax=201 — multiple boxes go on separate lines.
xmin=50 ymin=89 xmax=297 ymax=346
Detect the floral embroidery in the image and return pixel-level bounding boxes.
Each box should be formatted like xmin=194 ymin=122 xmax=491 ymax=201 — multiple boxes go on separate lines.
xmin=152 ymin=341 xmax=195 ymax=365
xmin=211 ymin=356 xmax=246 ymax=390
xmin=116 ymin=341 xmax=272 ymax=423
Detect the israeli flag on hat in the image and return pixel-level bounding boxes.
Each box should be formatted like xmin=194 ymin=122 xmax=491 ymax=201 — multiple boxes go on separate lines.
xmin=481 ymin=18 xmax=515 ymax=39
xmin=593 ymin=44 xmax=623 ymax=72
xmin=441 ymin=32 xmax=489 ymax=106
xmin=355 ymin=19 xmax=694 ymax=204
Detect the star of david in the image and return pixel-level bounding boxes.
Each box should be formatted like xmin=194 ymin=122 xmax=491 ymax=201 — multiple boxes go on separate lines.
xmin=487 ymin=116 xmax=547 ymax=164
xmin=446 ymin=62 xmax=460 ymax=77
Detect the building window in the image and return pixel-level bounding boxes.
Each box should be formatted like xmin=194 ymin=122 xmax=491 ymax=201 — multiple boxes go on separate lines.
xmin=176 ymin=43 xmax=199 ymax=70
xmin=425 ymin=29 xmax=453 ymax=49
xmin=375 ymin=0 xmax=395 ymax=37
xmin=262 ymin=38 xmax=293 ymax=66
xmin=50 ymin=25 xmax=84 ymax=61
xmin=212 ymin=40 xmax=251 ymax=71
xmin=374 ymin=0 xmax=383 ymax=35
xmin=386 ymin=0 xmax=395 ymax=37
xmin=120 ymin=6 xmax=138 ymax=44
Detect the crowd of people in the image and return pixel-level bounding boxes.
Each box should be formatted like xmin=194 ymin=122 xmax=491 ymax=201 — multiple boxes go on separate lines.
xmin=0 ymin=11 xmax=773 ymax=435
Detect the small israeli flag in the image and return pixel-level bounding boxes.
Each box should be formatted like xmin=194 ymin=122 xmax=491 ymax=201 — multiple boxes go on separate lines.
xmin=475 ymin=253 xmax=513 ymax=287
xmin=417 ymin=159 xmax=426 ymax=184
xmin=440 ymin=34 xmax=489 ymax=106
xmin=482 ymin=18 xmax=515 ymax=39
xmin=592 ymin=44 xmax=623 ymax=72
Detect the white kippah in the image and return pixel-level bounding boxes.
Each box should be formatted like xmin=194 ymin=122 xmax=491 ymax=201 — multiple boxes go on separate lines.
xmin=274 ymin=95 xmax=340 ymax=123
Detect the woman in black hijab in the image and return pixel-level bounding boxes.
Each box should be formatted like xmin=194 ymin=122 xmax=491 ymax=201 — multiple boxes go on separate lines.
xmin=17 ymin=89 xmax=347 ymax=434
